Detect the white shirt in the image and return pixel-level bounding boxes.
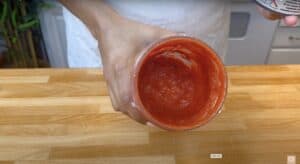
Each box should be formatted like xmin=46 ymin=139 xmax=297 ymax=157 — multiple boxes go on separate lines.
xmin=63 ymin=0 xmax=230 ymax=68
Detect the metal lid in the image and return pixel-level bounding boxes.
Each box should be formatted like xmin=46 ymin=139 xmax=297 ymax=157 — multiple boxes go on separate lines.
xmin=256 ymin=0 xmax=300 ymax=16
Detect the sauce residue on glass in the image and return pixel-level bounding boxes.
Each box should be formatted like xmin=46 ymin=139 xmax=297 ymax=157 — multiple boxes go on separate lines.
xmin=136 ymin=37 xmax=226 ymax=130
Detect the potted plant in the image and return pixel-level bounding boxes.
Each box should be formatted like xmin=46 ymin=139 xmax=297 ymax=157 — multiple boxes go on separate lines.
xmin=0 ymin=0 xmax=50 ymax=68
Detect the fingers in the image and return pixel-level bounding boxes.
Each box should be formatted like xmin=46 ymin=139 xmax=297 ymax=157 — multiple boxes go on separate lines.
xmin=256 ymin=5 xmax=299 ymax=26
xmin=97 ymin=4 xmax=175 ymax=125
xmin=106 ymin=72 xmax=148 ymax=124
xmin=284 ymin=16 xmax=298 ymax=26
xmin=108 ymin=85 xmax=148 ymax=124
xmin=120 ymin=102 xmax=148 ymax=125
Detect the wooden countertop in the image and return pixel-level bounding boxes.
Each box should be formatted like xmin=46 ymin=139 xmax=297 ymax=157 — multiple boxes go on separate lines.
xmin=0 ymin=65 xmax=300 ymax=164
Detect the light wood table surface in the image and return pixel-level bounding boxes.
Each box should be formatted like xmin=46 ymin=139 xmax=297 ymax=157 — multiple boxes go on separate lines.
xmin=0 ymin=65 xmax=300 ymax=164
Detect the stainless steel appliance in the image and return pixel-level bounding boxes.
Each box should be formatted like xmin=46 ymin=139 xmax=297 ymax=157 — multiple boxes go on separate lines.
xmin=226 ymin=1 xmax=279 ymax=65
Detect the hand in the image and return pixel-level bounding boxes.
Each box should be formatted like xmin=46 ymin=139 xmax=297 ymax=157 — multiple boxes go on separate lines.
xmin=60 ymin=0 xmax=174 ymax=124
xmin=97 ymin=13 xmax=173 ymax=124
xmin=257 ymin=5 xmax=298 ymax=26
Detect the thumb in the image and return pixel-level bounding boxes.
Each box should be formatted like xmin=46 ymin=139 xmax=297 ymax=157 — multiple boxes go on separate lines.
xmin=284 ymin=16 xmax=298 ymax=26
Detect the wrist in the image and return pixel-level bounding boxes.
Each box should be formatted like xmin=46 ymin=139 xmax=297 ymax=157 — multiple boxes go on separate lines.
xmin=59 ymin=0 xmax=120 ymax=39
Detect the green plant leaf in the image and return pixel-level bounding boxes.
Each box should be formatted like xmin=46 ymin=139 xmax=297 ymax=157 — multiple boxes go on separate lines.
xmin=0 ymin=1 xmax=8 ymax=24
xmin=12 ymin=37 xmax=17 ymax=44
xmin=38 ymin=2 xmax=54 ymax=10
xmin=23 ymin=14 xmax=35 ymax=22
xmin=18 ymin=19 xmax=39 ymax=31
xmin=12 ymin=8 xmax=18 ymax=28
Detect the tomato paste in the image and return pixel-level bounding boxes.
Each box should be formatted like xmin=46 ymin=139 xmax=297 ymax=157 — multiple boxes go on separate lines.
xmin=135 ymin=37 xmax=227 ymax=130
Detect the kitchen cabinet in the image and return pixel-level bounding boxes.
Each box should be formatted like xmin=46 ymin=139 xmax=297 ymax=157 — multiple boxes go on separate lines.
xmin=226 ymin=2 xmax=278 ymax=65
xmin=272 ymin=26 xmax=300 ymax=48
xmin=268 ymin=48 xmax=300 ymax=64
xmin=268 ymin=21 xmax=300 ymax=64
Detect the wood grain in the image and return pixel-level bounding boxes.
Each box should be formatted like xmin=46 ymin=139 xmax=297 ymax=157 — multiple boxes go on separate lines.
xmin=0 ymin=66 xmax=299 ymax=164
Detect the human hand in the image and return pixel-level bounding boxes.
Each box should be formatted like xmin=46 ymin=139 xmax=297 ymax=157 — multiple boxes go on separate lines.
xmin=60 ymin=0 xmax=174 ymax=124
xmin=257 ymin=5 xmax=298 ymax=26
xmin=89 ymin=6 xmax=173 ymax=123
xmin=97 ymin=14 xmax=174 ymax=124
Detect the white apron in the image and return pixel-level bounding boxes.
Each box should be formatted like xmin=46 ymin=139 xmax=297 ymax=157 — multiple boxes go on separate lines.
xmin=62 ymin=0 xmax=230 ymax=68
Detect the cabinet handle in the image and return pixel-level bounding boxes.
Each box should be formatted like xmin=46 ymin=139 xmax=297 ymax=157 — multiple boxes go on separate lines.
xmin=289 ymin=36 xmax=300 ymax=41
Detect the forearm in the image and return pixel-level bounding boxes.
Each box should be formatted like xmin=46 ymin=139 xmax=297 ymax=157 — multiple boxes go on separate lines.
xmin=59 ymin=0 xmax=119 ymax=37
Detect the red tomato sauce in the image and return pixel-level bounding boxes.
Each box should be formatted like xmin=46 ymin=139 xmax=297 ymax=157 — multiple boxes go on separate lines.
xmin=137 ymin=37 xmax=226 ymax=129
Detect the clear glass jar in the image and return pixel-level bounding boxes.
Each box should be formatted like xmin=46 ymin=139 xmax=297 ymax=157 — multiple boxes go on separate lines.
xmin=131 ymin=36 xmax=227 ymax=130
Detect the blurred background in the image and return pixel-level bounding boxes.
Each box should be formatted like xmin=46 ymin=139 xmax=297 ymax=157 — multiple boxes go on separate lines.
xmin=0 ymin=0 xmax=300 ymax=68
xmin=0 ymin=0 xmax=50 ymax=68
